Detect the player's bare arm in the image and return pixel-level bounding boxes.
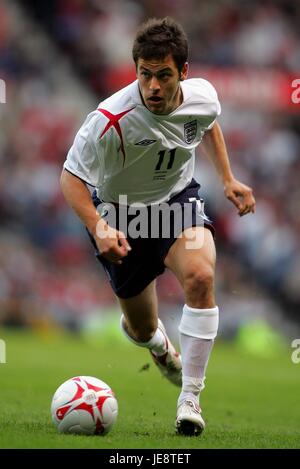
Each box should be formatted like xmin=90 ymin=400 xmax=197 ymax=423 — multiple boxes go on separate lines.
xmin=60 ymin=169 xmax=131 ymax=264
xmin=201 ymin=121 xmax=256 ymax=216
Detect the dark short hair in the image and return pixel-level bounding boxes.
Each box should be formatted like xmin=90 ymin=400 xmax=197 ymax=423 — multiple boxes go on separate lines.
xmin=132 ymin=17 xmax=188 ymax=72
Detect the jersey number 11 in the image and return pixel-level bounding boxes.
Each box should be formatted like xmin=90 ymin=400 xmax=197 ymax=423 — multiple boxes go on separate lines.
xmin=155 ymin=148 xmax=177 ymax=171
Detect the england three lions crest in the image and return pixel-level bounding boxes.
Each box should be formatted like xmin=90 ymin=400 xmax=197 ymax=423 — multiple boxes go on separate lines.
xmin=184 ymin=120 xmax=197 ymax=144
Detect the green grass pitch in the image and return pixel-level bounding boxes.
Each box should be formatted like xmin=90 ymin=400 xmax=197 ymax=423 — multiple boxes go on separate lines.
xmin=0 ymin=326 xmax=299 ymax=449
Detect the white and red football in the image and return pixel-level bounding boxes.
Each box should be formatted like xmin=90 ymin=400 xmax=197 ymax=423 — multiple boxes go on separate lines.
xmin=51 ymin=376 xmax=118 ymax=435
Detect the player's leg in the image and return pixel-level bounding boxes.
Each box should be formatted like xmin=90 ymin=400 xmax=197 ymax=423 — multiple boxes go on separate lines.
xmin=118 ymin=280 xmax=158 ymax=342
xmin=119 ymin=281 xmax=182 ymax=386
xmin=164 ymin=226 xmax=218 ymax=435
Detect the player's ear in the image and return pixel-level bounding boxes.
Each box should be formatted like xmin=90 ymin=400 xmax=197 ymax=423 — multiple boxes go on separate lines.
xmin=180 ymin=62 xmax=189 ymax=81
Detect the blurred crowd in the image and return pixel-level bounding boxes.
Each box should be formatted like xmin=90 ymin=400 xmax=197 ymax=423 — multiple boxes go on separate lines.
xmin=0 ymin=0 xmax=299 ymax=334
xmin=20 ymin=0 xmax=300 ymax=91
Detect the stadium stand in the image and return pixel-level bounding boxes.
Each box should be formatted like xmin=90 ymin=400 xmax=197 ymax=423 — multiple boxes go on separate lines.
xmin=1 ymin=0 xmax=299 ymax=336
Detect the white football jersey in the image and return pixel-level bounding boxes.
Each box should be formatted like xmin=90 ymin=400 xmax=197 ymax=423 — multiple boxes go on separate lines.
xmin=64 ymin=78 xmax=221 ymax=205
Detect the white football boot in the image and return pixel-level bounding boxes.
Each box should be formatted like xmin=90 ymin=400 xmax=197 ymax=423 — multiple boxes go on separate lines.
xmin=150 ymin=319 xmax=182 ymax=387
xmin=176 ymin=399 xmax=205 ymax=436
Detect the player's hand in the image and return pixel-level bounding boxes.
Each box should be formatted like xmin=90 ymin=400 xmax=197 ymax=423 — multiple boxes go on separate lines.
xmin=224 ymin=179 xmax=256 ymax=217
xmin=94 ymin=218 xmax=131 ymax=265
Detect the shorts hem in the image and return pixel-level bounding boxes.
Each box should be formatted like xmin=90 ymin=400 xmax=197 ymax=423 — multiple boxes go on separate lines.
xmin=162 ymin=222 xmax=215 ymax=263
xmin=112 ymin=272 xmax=159 ymax=299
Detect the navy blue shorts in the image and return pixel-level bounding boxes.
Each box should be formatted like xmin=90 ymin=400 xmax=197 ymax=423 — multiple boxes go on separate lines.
xmin=87 ymin=179 xmax=215 ymax=299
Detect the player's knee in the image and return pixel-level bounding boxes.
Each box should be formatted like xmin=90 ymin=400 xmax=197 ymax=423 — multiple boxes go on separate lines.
xmin=183 ymin=265 xmax=214 ymax=303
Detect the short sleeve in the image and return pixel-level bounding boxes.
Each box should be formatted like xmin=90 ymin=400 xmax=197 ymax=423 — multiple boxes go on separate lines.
xmin=64 ymin=111 xmax=105 ymax=187
xmin=202 ymin=79 xmax=221 ymax=130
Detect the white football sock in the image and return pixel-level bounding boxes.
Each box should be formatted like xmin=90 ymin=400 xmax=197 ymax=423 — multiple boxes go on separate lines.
xmin=120 ymin=314 xmax=167 ymax=356
xmin=178 ymin=305 xmax=219 ymax=406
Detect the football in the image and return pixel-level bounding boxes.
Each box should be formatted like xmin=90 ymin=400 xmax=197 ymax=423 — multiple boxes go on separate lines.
xmin=51 ymin=376 xmax=118 ymax=435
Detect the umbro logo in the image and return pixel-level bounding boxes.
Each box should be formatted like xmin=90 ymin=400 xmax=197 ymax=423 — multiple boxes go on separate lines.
xmin=135 ymin=139 xmax=157 ymax=146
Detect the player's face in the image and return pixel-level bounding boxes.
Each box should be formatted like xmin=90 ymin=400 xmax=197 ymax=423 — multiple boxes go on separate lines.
xmin=137 ymin=55 xmax=188 ymax=115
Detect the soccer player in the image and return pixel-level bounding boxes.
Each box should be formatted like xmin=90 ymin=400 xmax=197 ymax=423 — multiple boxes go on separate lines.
xmin=60 ymin=17 xmax=255 ymax=436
